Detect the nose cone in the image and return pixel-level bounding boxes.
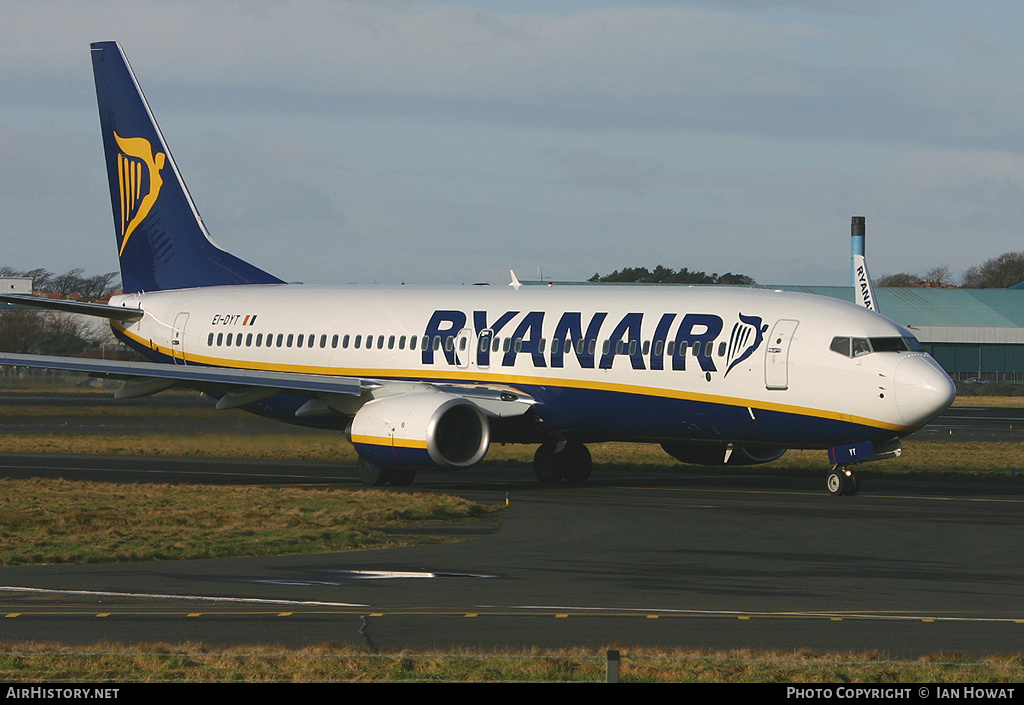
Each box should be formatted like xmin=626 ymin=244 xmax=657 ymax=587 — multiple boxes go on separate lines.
xmin=894 ymin=355 xmax=956 ymax=427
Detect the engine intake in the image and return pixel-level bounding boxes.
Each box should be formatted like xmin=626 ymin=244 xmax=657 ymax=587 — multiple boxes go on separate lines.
xmin=349 ymin=392 xmax=490 ymax=468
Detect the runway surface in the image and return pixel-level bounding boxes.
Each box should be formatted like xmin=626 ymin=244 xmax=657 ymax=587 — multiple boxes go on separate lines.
xmin=914 ymin=403 xmax=1024 ymax=442
xmin=0 ymin=455 xmax=1022 ymax=656
xmin=0 ymin=391 xmax=1022 ymax=655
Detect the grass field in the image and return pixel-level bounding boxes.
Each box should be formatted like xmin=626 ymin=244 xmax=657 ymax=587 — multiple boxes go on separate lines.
xmin=0 ymin=478 xmax=501 ymax=566
xmin=0 ymin=431 xmax=1021 ymax=482
xmin=954 ymin=394 xmax=1024 ymax=407
xmin=1 ymin=643 xmax=1022 ymax=683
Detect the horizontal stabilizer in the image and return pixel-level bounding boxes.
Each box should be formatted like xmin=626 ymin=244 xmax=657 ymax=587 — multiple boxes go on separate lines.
xmin=0 ymin=294 xmax=143 ymax=321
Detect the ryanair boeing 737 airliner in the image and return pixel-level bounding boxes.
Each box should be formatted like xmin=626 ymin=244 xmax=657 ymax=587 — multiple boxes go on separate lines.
xmin=0 ymin=42 xmax=956 ymax=495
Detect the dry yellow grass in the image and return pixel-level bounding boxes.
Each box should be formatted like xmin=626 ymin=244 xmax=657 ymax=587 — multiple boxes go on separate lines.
xmin=953 ymin=395 xmax=1024 ymax=407
xmin=0 ymin=643 xmax=1021 ymax=682
xmin=0 ymin=432 xmax=1020 ymax=479
xmin=0 ymin=477 xmax=501 ymax=565
xmin=0 ymin=432 xmax=358 ymax=461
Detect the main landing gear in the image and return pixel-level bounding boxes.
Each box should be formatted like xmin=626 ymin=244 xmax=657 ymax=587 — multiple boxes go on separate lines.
xmin=826 ymin=465 xmax=859 ymax=496
xmin=533 ymin=439 xmax=592 ymax=485
xmin=356 ymin=458 xmax=417 ymax=487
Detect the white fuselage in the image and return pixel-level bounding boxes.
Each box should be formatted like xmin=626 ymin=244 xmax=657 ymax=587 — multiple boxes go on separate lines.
xmin=107 ymin=283 xmax=955 ymax=449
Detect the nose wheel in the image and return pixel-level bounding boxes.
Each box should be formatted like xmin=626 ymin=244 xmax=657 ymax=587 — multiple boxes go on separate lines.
xmin=826 ymin=465 xmax=859 ymax=496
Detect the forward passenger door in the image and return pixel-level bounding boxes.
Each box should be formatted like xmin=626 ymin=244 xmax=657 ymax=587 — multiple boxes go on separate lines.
xmin=764 ymin=319 xmax=799 ymax=390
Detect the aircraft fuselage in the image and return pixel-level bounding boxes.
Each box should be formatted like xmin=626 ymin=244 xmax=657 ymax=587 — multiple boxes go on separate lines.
xmin=108 ymin=283 xmax=954 ymax=450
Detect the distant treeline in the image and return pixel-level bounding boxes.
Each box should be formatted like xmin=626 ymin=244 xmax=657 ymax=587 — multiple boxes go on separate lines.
xmin=588 ymin=266 xmax=755 ymax=286
xmin=0 ymin=267 xmax=124 ymax=357
xmin=0 ymin=308 xmax=103 ymax=357
xmin=0 ymin=267 xmax=120 ymax=300
xmin=878 ymin=251 xmax=1024 ymax=289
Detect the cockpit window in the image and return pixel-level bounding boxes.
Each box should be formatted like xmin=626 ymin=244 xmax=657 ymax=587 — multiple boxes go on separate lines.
xmin=870 ymin=337 xmax=917 ymax=353
xmin=829 ymin=337 xmax=851 ymax=356
xmin=830 ymin=335 xmax=923 ymax=358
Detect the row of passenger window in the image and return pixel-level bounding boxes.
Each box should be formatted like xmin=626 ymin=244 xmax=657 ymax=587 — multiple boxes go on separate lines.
xmin=205 ymin=331 xmax=728 ymax=357
xmin=209 ymin=331 xmax=339 ymax=349
xmin=208 ymin=331 xmax=438 ymax=351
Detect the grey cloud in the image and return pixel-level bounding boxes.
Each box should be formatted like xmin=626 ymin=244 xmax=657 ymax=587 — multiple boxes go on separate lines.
xmin=2 ymin=2 xmax=1020 ymax=151
xmin=542 ymin=148 xmax=668 ymax=193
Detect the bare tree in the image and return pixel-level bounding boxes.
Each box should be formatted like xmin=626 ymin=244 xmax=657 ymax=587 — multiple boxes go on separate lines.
xmin=0 ymin=267 xmax=120 ymax=299
xmin=47 ymin=268 xmax=86 ymax=298
xmin=962 ymin=252 xmax=1024 ymax=288
xmin=0 ymin=309 xmax=101 ymax=355
xmin=923 ymin=265 xmax=953 ymax=287
xmin=875 ymin=272 xmax=923 ymax=287
xmin=876 ymin=265 xmax=953 ymax=288
xmin=77 ymin=272 xmax=120 ymax=300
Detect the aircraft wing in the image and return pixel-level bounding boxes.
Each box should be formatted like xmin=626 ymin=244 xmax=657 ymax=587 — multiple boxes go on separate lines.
xmin=0 ymin=352 xmax=363 ymax=396
xmin=0 ymin=352 xmax=535 ymax=416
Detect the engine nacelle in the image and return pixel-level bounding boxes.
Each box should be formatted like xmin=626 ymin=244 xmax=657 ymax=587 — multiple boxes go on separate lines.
xmin=661 ymin=442 xmax=786 ymax=466
xmin=348 ymin=392 xmax=490 ymax=468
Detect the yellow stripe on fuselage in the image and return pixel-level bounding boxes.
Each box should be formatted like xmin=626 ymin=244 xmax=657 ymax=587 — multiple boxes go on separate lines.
xmin=111 ymin=321 xmax=910 ymax=434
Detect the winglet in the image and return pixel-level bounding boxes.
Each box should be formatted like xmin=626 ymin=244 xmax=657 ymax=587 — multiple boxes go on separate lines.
xmin=509 ymin=270 xmax=522 ymax=291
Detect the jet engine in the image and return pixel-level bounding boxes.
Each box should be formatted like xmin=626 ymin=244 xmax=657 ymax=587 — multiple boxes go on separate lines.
xmin=348 ymin=392 xmax=490 ymax=468
xmin=661 ymin=442 xmax=786 ymax=466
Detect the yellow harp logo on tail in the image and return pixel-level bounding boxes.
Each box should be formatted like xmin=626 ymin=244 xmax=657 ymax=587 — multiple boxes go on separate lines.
xmin=114 ymin=133 xmax=166 ymax=256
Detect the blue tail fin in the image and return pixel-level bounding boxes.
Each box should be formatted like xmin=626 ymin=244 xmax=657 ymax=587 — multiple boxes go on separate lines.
xmin=90 ymin=41 xmax=283 ymax=293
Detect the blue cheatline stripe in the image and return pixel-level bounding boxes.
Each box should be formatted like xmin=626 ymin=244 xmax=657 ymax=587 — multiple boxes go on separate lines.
xmin=112 ymin=326 xmax=896 ymax=448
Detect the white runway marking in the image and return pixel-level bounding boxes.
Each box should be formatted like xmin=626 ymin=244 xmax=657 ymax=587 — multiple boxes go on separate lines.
xmin=322 ymin=570 xmax=498 ymax=579
xmin=246 ymin=570 xmax=498 ymax=586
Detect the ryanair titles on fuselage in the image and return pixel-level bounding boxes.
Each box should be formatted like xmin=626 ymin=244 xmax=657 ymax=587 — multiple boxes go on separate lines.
xmin=421 ymin=309 xmax=770 ymax=376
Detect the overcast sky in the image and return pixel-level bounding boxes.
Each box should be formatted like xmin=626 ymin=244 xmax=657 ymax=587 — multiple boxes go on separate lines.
xmin=1 ymin=1 xmax=1022 ymax=288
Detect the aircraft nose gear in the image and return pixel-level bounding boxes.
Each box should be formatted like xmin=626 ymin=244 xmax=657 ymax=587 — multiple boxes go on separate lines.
xmin=826 ymin=465 xmax=859 ymax=496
